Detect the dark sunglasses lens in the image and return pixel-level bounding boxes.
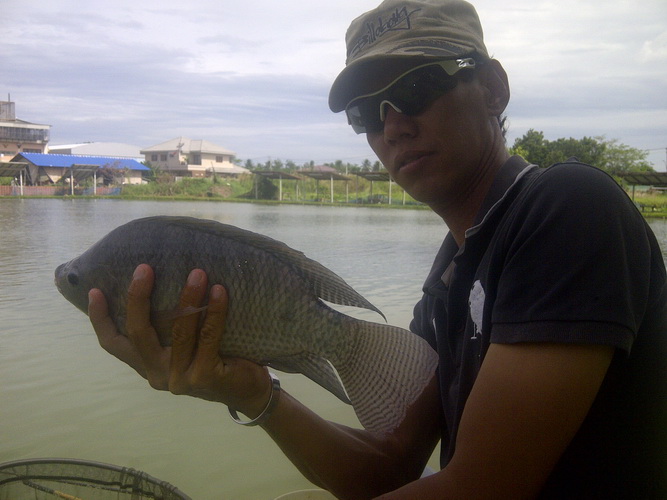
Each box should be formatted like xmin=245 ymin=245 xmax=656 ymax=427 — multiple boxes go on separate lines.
xmin=387 ymin=71 xmax=431 ymax=114
xmin=389 ymin=67 xmax=458 ymax=115
xmin=346 ymin=64 xmax=461 ymax=134
xmin=347 ymin=98 xmax=383 ymax=134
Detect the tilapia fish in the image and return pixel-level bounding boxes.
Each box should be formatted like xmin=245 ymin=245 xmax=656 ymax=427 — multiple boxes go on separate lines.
xmin=55 ymin=216 xmax=438 ymax=433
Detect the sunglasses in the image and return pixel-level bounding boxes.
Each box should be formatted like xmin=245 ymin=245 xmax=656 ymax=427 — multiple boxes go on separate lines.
xmin=345 ymin=58 xmax=477 ymax=134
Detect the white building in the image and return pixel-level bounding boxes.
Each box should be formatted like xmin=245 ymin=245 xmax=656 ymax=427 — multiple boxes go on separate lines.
xmin=0 ymin=99 xmax=50 ymax=161
xmin=140 ymin=137 xmax=248 ymax=177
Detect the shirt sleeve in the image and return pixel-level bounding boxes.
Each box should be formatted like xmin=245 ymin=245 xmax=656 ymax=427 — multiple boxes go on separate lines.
xmin=410 ymin=294 xmax=437 ymax=350
xmin=489 ymin=162 xmax=651 ymax=352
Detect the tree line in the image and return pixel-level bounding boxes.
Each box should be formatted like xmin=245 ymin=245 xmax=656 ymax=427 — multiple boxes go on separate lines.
xmin=238 ymin=158 xmax=384 ymax=174
xmin=236 ymin=131 xmax=655 ymax=179
xmin=508 ymin=130 xmax=653 ymax=176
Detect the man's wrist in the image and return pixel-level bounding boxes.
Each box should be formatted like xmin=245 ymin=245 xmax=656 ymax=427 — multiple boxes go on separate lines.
xmin=229 ymin=372 xmax=280 ymax=426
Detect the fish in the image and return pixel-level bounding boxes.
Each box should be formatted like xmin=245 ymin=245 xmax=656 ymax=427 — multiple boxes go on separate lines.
xmin=54 ymin=216 xmax=438 ymax=433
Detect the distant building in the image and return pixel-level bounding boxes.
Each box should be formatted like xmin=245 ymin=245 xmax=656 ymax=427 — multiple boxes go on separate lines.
xmin=0 ymin=99 xmax=51 ymax=161
xmin=12 ymin=152 xmax=149 ymax=186
xmin=48 ymin=142 xmax=143 ymax=160
xmin=141 ymin=137 xmax=249 ymax=177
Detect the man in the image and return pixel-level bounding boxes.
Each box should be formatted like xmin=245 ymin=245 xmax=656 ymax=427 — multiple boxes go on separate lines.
xmin=89 ymin=0 xmax=667 ymax=498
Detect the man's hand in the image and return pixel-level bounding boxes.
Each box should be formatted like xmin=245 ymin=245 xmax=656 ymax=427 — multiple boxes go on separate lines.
xmin=88 ymin=264 xmax=272 ymax=417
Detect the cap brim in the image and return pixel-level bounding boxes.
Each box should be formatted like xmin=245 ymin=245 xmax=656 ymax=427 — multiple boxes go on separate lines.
xmin=329 ymin=57 xmax=418 ymax=112
xmin=329 ymin=43 xmax=474 ymax=112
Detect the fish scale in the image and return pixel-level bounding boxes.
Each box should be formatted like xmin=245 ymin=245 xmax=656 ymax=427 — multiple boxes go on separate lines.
xmin=55 ymin=216 xmax=438 ymax=433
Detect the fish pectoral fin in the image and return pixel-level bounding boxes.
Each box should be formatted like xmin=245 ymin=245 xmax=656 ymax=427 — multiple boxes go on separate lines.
xmin=171 ymin=305 xmax=208 ymax=318
xmin=149 ymin=306 xmax=208 ymax=347
xmin=267 ymin=354 xmax=350 ymax=405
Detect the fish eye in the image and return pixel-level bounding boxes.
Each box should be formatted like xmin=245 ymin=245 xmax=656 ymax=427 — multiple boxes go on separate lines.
xmin=67 ymin=273 xmax=79 ymax=286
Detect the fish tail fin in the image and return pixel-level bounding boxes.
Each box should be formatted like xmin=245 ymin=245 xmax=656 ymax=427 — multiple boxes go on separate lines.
xmin=335 ymin=320 xmax=438 ymax=433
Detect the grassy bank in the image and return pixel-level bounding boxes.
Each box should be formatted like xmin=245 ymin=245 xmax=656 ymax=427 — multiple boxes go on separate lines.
xmin=3 ymin=175 xmax=666 ymax=217
xmin=117 ymin=175 xmax=426 ymax=207
xmin=631 ymin=193 xmax=667 ymax=217
xmin=117 ymin=177 xmax=667 ymax=217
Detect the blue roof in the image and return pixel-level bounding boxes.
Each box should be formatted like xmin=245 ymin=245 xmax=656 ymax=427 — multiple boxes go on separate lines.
xmin=16 ymin=153 xmax=150 ymax=171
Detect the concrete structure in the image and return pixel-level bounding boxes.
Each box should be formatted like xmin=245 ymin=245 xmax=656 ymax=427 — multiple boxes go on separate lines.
xmin=141 ymin=137 xmax=248 ymax=177
xmin=0 ymin=99 xmax=51 ymax=162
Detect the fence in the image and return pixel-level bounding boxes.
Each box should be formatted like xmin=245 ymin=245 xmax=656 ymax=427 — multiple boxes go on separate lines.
xmin=0 ymin=186 xmax=121 ymax=196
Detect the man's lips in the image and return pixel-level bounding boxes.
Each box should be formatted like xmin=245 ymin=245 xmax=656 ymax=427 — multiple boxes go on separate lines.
xmin=394 ymin=151 xmax=433 ymax=172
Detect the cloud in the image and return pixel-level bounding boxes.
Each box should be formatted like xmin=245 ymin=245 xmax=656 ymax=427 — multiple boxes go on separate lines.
xmin=2 ymin=0 xmax=666 ymax=169
xmin=641 ymin=31 xmax=667 ymax=63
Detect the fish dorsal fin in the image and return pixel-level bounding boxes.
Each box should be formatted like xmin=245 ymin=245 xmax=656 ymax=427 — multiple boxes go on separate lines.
xmin=135 ymin=216 xmax=385 ymax=320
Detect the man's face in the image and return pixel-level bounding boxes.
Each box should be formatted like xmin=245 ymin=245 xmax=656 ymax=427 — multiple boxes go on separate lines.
xmin=364 ymin=69 xmax=501 ymax=212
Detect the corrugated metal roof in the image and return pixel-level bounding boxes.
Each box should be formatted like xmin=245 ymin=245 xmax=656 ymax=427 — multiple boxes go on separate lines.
xmin=15 ymin=153 xmax=150 ymax=171
xmin=0 ymin=162 xmax=27 ymax=177
xmin=620 ymin=172 xmax=667 ymax=187
xmin=356 ymin=171 xmax=391 ymax=182
xmin=207 ymin=165 xmax=251 ymax=175
xmin=253 ymin=170 xmax=300 ymax=180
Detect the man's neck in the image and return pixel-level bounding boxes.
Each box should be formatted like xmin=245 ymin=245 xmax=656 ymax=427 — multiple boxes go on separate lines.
xmin=432 ymin=149 xmax=510 ymax=247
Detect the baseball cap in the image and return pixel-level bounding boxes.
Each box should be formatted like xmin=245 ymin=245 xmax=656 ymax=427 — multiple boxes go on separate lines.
xmin=329 ymin=0 xmax=489 ymax=112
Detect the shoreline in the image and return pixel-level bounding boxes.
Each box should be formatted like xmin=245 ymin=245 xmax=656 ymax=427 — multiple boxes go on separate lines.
xmin=1 ymin=194 xmax=664 ymax=218
xmin=0 ymin=194 xmax=432 ymax=211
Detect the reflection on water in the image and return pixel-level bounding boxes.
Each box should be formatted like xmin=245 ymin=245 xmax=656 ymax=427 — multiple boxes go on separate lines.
xmin=1 ymin=199 xmax=665 ymax=500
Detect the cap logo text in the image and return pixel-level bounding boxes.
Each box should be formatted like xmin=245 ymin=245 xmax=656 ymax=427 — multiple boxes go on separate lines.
xmin=350 ymin=6 xmax=422 ymax=58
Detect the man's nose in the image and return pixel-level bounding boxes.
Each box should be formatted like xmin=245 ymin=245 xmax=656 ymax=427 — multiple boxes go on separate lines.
xmin=381 ymin=103 xmax=417 ymax=141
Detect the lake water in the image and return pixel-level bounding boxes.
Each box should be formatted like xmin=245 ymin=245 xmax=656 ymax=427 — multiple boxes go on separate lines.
xmin=1 ymin=199 xmax=666 ymax=499
xmin=0 ymin=199 xmax=447 ymax=499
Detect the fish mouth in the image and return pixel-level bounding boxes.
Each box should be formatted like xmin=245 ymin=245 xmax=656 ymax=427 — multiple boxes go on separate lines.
xmin=54 ymin=263 xmax=67 ymax=294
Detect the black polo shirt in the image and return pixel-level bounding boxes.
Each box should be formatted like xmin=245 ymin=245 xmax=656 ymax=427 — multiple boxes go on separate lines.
xmin=411 ymin=156 xmax=667 ymax=498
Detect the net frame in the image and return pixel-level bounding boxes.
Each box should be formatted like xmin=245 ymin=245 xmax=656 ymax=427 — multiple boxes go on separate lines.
xmin=0 ymin=458 xmax=192 ymax=500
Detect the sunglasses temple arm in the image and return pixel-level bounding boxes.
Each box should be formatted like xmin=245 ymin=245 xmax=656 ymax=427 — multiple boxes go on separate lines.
xmin=379 ymin=100 xmax=403 ymax=122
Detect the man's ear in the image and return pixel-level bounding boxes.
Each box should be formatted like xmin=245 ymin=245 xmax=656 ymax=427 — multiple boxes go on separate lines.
xmin=480 ymin=59 xmax=510 ymax=116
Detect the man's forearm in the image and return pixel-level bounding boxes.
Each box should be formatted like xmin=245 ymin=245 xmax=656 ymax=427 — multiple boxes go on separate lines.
xmin=260 ymin=390 xmax=430 ymax=499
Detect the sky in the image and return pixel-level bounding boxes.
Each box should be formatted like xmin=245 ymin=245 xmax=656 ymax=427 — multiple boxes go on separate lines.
xmin=3 ymin=0 xmax=667 ymax=170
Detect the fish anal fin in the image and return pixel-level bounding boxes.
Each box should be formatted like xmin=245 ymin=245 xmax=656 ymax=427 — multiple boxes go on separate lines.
xmin=268 ymin=354 xmax=350 ymax=404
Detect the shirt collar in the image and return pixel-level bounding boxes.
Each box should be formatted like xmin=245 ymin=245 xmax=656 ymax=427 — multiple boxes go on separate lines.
xmin=423 ymin=156 xmax=537 ymax=293
xmin=465 ymin=156 xmax=536 ymax=239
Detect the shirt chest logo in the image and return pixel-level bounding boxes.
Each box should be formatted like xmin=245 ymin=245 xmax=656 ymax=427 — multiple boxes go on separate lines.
xmin=469 ymin=280 xmax=485 ymax=340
